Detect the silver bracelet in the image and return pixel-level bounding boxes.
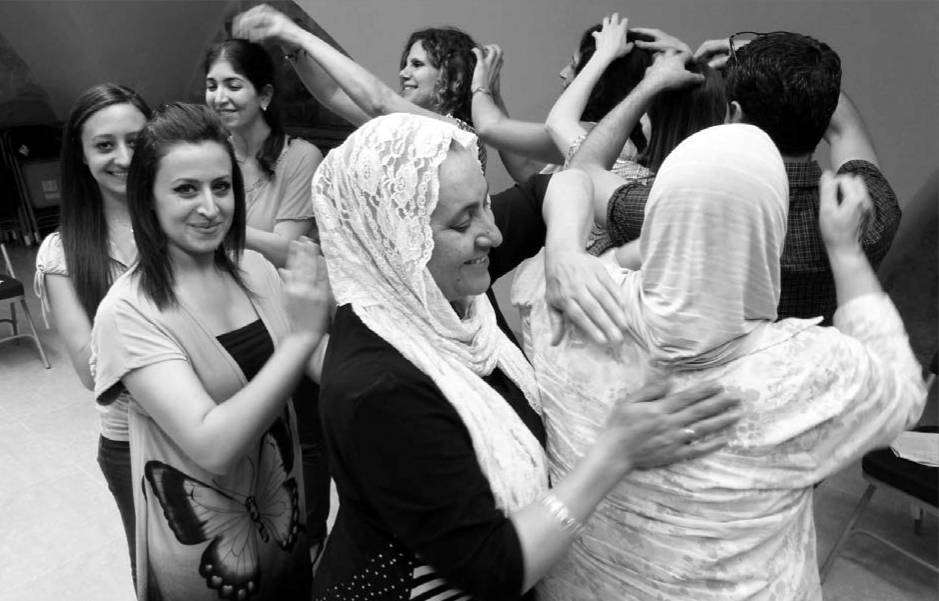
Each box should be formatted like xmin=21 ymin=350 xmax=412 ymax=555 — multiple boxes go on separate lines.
xmin=540 ymin=492 xmax=584 ymax=537
xmin=472 ymin=86 xmax=492 ymax=97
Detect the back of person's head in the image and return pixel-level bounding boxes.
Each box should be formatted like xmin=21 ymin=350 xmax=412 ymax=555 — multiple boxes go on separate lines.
xmin=60 ymin=83 xmax=151 ymax=319
xmin=400 ymin=27 xmax=479 ymax=125
xmin=643 ymin=59 xmax=727 ymax=173
xmin=724 ymin=32 xmax=841 ymax=155
xmin=636 ymin=123 xmax=788 ymax=367
xmin=127 ymin=102 xmax=247 ymax=309
xmin=204 ymin=38 xmax=286 ymax=177
xmin=576 ymin=25 xmax=655 ymax=153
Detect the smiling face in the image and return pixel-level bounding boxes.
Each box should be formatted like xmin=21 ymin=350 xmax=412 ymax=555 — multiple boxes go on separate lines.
xmin=399 ymin=41 xmax=443 ymax=110
xmin=152 ymin=141 xmax=235 ymax=263
xmin=426 ymin=145 xmax=502 ymax=310
xmin=205 ymin=58 xmax=271 ymax=133
xmin=80 ymin=103 xmax=147 ymax=201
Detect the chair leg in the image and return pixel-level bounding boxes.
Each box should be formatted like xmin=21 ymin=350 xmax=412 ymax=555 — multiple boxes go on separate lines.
xmin=19 ymin=298 xmax=50 ymax=369
xmin=10 ymin=300 xmax=18 ymax=340
xmin=819 ymin=483 xmax=877 ymax=582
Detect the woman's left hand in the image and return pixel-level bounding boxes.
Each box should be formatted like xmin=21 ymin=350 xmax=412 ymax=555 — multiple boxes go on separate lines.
xmin=472 ymin=44 xmax=504 ymax=94
xmin=631 ymin=27 xmax=693 ymax=56
xmin=592 ymin=13 xmax=633 ymax=62
xmin=233 ymin=4 xmax=302 ymax=46
xmin=280 ymin=239 xmax=333 ymax=339
xmin=544 ymin=250 xmax=628 ymax=346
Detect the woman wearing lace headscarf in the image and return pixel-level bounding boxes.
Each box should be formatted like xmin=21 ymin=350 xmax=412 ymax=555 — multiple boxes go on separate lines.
xmin=513 ymin=123 xmax=926 ymax=600
xmin=309 ymin=113 xmax=740 ymax=600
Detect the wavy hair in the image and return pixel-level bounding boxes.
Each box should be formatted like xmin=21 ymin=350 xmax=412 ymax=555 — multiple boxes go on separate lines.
xmin=400 ymin=27 xmax=479 ymax=125
xmin=59 ymin=83 xmax=151 ymax=320
xmin=127 ymin=103 xmax=248 ymax=309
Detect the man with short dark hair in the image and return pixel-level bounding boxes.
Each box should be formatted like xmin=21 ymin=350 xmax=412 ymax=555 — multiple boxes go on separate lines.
xmin=568 ymin=31 xmax=901 ymax=325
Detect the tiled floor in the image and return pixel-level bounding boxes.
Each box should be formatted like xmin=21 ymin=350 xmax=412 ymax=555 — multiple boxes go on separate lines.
xmin=1 ymin=242 xmax=936 ymax=600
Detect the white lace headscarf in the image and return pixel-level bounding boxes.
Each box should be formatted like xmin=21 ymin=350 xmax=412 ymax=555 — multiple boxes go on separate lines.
xmin=312 ymin=113 xmax=547 ymax=513
xmin=621 ymin=123 xmax=809 ymax=369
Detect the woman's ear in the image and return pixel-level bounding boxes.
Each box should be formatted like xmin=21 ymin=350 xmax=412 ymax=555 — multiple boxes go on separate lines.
xmin=261 ymin=84 xmax=274 ymax=110
xmin=726 ymin=101 xmax=746 ymax=124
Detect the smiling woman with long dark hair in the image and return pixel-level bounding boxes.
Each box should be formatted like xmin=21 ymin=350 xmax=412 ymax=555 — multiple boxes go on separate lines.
xmin=89 ymin=103 xmax=331 ymax=600
xmin=35 ymin=82 xmax=151 ymax=588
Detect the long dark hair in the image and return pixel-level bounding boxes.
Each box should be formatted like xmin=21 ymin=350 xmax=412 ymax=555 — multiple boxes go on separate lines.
xmin=574 ymin=26 xmax=654 ymax=153
xmin=400 ymin=27 xmax=478 ymax=125
xmin=204 ymin=39 xmax=286 ymax=178
xmin=642 ymin=59 xmax=727 ymax=173
xmin=127 ymin=103 xmax=248 ymax=310
xmin=59 ymin=83 xmax=151 ymax=320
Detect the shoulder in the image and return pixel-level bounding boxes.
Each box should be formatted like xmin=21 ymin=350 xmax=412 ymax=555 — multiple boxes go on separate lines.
xmin=283 ymin=137 xmax=323 ymax=166
xmin=322 ymin=307 xmax=450 ymax=421
xmin=35 ymin=231 xmax=67 ymax=276
xmin=837 ymin=159 xmax=895 ymax=199
xmin=95 ymin=268 xmax=146 ymax=316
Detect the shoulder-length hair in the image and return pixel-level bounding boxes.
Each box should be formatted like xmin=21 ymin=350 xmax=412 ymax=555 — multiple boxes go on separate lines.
xmin=60 ymin=83 xmax=151 ymax=320
xmin=642 ymin=60 xmax=727 ymax=174
xmin=204 ymin=39 xmax=286 ymax=179
xmin=400 ymin=27 xmax=479 ymax=125
xmin=126 ymin=102 xmax=248 ymax=310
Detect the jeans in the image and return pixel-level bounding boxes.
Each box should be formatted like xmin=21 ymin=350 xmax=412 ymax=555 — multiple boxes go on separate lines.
xmin=293 ymin=376 xmax=331 ymax=545
xmin=97 ymin=435 xmax=136 ymax=589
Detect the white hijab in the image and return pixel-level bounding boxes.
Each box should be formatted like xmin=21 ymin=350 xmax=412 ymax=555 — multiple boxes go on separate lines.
xmin=312 ymin=114 xmax=548 ymax=513
xmin=621 ymin=123 xmax=807 ymax=369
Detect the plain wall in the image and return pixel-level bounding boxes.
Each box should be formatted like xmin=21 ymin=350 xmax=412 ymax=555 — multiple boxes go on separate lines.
xmin=297 ymin=0 xmax=938 ymax=334
xmin=0 ymin=0 xmax=935 ymax=340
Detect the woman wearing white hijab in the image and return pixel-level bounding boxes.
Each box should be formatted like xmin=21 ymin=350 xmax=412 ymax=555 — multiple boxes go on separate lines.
xmin=513 ymin=123 xmax=926 ymax=600
xmin=310 ymin=113 xmax=740 ymax=600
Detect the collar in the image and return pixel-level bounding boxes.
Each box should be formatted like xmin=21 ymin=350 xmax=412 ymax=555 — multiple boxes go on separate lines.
xmin=784 ymin=160 xmax=822 ymax=189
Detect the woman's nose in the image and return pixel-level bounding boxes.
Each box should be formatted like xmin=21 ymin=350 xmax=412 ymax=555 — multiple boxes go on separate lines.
xmin=196 ymin=189 xmax=219 ymax=216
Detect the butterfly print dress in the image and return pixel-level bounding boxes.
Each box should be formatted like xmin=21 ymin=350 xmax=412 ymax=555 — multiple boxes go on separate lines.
xmin=91 ymin=251 xmax=312 ymax=600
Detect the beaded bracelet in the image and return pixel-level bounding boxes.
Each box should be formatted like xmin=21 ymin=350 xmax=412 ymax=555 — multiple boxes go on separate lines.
xmin=540 ymin=492 xmax=584 ymax=537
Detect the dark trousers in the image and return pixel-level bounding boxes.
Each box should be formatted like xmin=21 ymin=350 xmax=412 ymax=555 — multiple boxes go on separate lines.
xmin=293 ymin=376 xmax=331 ymax=544
xmin=97 ymin=435 xmax=136 ymax=589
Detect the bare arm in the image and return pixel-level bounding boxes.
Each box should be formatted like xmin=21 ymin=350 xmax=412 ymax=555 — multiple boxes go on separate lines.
xmin=542 ymin=169 xmax=627 ymax=345
xmin=545 ymin=13 xmax=631 ymax=156
xmin=470 ymin=45 xmax=562 ymax=175
xmin=234 ymin=5 xmax=449 ymax=124
xmin=571 ymin=50 xmax=704 ymax=214
xmin=284 ymin=49 xmax=371 ymax=127
xmin=121 ymin=243 xmax=331 ymax=475
xmin=824 ymin=91 xmax=879 ymax=169
xmin=244 ymin=220 xmax=314 ymax=268
xmin=44 ymin=274 xmax=95 ymax=389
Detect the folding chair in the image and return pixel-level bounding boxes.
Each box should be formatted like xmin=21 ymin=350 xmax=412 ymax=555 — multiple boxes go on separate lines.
xmin=819 ymin=357 xmax=939 ymax=581
xmin=0 ymin=242 xmax=50 ymax=368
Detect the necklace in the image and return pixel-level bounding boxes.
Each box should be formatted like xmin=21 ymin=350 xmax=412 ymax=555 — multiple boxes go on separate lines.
xmin=110 ymin=216 xmax=134 ymax=233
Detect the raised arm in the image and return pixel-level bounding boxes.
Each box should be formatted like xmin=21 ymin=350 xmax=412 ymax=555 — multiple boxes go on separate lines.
xmin=571 ymin=49 xmax=704 ymax=218
xmin=470 ymin=45 xmax=562 ymax=179
xmin=234 ymin=4 xmax=449 ymax=125
xmin=106 ymin=244 xmax=331 ymax=475
xmin=824 ymin=90 xmax=879 ymax=169
xmin=545 ymin=13 xmax=632 ymax=154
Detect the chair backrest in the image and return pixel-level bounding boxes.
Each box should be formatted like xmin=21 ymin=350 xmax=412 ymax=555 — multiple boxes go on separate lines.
xmin=1 ymin=242 xmax=15 ymax=278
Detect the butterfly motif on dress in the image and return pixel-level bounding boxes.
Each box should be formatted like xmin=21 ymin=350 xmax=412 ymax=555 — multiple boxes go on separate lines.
xmin=144 ymin=414 xmax=302 ymax=600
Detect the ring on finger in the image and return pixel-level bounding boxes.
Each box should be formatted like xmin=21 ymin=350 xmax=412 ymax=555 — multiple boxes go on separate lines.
xmin=681 ymin=426 xmax=698 ymax=444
